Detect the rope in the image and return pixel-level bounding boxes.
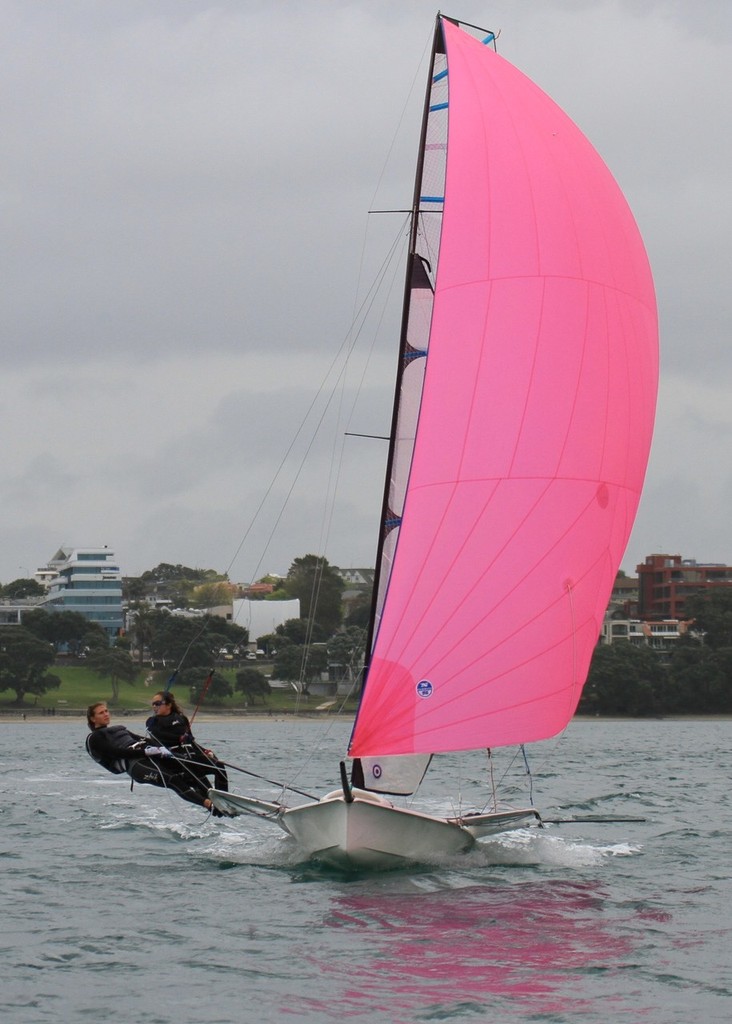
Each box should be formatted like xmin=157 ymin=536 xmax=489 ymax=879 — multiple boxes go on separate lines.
xmin=216 ymin=759 xmax=317 ymax=801
xmin=521 ymin=744 xmax=535 ymax=807
xmin=486 ymin=748 xmax=497 ymax=812
xmin=142 ymin=734 xmax=221 ymax=813
xmin=189 ymin=669 xmax=215 ymax=726
xmin=146 ymin=738 xmax=317 ymax=803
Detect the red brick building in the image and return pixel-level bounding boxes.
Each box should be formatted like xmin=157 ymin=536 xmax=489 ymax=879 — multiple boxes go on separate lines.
xmin=636 ymin=553 xmax=732 ymax=619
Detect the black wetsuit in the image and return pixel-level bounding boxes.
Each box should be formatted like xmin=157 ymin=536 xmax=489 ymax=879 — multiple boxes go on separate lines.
xmin=146 ymin=712 xmax=229 ymax=793
xmin=86 ymin=724 xmax=212 ymax=808
xmin=145 ymin=711 xmax=193 ymax=747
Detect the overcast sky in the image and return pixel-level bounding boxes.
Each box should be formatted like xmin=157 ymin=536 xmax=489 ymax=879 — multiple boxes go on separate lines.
xmin=1 ymin=0 xmax=730 ymax=585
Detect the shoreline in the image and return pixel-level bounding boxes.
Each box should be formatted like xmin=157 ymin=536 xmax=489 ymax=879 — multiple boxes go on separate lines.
xmin=1 ymin=712 xmax=730 ymax=725
xmin=0 ymin=711 xmax=352 ymax=724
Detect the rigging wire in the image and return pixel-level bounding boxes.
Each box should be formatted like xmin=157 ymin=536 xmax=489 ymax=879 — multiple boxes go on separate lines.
xmin=486 ymin=748 xmax=498 ymax=812
xmin=213 ymin=759 xmax=317 ymax=801
xmin=222 ymin=219 xmax=408 ymax=595
xmin=219 ymin=20 xmax=432 ymax=691
xmin=279 ymin=674 xmax=363 ymax=794
xmin=140 ymin=220 xmax=407 ymax=796
xmin=521 ymin=745 xmax=535 ymax=808
xmin=363 ymin=23 xmax=435 ymax=217
xmin=474 ymin=744 xmax=532 ymax=815
xmin=225 ymin=220 xmax=407 ymax=729
xmin=139 ymin=220 xmax=408 ymax=801
xmin=153 ymin=30 xmax=433 ymax=791
xmin=187 ymin=669 xmax=214 ymax=727
xmin=291 ymin=223 xmax=409 ymax=712
xmin=144 ymin=738 xmax=319 ymax=803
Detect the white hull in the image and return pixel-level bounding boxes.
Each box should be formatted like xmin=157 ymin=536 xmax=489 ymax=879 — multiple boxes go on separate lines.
xmin=209 ymin=787 xmax=540 ymax=870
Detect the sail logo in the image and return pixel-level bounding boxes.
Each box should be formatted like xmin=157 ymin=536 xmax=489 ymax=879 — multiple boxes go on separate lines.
xmin=371 ymin=764 xmax=383 ymax=779
xmin=416 ymin=680 xmax=433 ymax=699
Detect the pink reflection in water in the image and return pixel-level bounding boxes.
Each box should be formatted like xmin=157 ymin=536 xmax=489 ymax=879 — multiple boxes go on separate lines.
xmin=296 ymin=880 xmax=641 ymax=1021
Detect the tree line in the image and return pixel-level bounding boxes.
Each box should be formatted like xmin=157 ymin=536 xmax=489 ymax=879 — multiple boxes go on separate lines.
xmin=580 ymin=590 xmax=732 ymax=715
xmin=5 ymin=555 xmax=731 ymax=715
xmin=0 ymin=554 xmax=368 ymax=707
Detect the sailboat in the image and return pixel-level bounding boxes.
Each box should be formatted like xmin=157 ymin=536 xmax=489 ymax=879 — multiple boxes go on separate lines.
xmin=209 ymin=14 xmax=658 ymax=868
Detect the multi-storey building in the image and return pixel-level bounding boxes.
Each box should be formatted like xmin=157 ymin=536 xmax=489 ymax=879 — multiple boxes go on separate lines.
xmin=637 ymin=553 xmax=732 ymax=620
xmin=600 ymin=617 xmax=692 ymax=658
xmin=41 ymin=546 xmax=124 ymax=640
xmin=0 ymin=599 xmax=38 ymax=625
xmin=606 ymin=573 xmax=639 ymax=618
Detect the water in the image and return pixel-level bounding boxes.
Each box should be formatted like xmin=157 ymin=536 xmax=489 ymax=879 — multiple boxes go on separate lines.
xmin=1 ymin=718 xmax=730 ymax=1023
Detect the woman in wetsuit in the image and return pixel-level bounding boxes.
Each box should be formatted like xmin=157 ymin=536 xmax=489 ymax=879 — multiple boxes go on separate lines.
xmin=146 ymin=691 xmax=228 ymax=792
xmin=85 ymin=702 xmax=224 ymax=813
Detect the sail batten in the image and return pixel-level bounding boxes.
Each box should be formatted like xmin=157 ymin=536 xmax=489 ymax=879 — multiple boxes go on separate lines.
xmin=349 ymin=17 xmax=657 ymax=759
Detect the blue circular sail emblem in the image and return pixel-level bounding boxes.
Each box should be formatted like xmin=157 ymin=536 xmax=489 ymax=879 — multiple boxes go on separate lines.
xmin=416 ymin=679 xmax=433 ymax=699
xmin=371 ymin=764 xmax=382 ymax=779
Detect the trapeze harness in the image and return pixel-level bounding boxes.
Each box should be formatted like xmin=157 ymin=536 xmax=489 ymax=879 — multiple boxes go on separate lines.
xmin=145 ymin=711 xmax=229 ymax=792
xmin=85 ymin=725 xmax=134 ymax=775
xmin=86 ymin=725 xmax=213 ymax=808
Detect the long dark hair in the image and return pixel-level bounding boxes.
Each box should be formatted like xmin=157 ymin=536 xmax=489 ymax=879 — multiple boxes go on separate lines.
xmin=153 ymin=691 xmax=183 ymax=716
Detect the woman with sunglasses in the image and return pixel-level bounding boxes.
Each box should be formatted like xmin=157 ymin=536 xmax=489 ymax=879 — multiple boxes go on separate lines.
xmin=146 ymin=691 xmax=193 ymax=747
xmin=146 ymin=691 xmax=228 ymax=793
xmin=85 ymin=701 xmax=225 ymax=814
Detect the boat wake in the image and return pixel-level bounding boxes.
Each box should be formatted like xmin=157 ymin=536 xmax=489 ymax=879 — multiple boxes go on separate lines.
xmin=461 ymin=829 xmax=642 ymax=869
xmin=186 ymin=819 xmax=641 ymax=874
xmin=192 ymin=827 xmax=302 ymax=869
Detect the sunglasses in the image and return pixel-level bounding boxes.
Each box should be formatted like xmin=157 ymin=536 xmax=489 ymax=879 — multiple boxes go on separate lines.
xmin=151 ymin=700 xmax=168 ymax=707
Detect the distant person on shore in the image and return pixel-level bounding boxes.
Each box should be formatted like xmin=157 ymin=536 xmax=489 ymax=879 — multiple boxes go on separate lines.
xmin=85 ymin=702 xmax=226 ymax=815
xmin=146 ymin=691 xmax=228 ymax=792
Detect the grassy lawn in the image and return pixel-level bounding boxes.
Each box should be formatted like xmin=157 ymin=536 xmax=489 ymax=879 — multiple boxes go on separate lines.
xmin=0 ymin=662 xmax=358 ymax=715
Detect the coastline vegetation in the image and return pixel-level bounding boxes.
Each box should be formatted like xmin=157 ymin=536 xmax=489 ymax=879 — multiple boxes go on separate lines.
xmin=0 ymin=662 xmax=359 ymax=716
xmin=2 ymin=560 xmax=731 ymax=718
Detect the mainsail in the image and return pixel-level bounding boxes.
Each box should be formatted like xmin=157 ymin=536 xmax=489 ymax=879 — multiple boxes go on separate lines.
xmin=349 ymin=18 xmax=658 ymax=759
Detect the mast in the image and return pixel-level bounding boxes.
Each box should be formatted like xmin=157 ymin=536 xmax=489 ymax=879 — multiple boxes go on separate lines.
xmin=359 ymin=16 xmax=447 ymax=683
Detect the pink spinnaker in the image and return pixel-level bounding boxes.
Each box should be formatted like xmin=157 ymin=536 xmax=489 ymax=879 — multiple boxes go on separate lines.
xmin=349 ymin=20 xmax=658 ymax=757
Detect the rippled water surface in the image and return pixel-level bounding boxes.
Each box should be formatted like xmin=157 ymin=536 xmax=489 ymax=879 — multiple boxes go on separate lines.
xmin=1 ymin=718 xmax=730 ymax=1022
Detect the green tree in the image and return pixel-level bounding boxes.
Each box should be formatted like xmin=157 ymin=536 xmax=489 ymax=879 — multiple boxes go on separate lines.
xmin=658 ymin=591 xmax=732 ymax=713
xmin=235 ymin=668 xmax=271 ymax=705
xmin=139 ymin=563 xmax=228 ymax=609
xmin=0 ymin=627 xmax=61 ymax=705
xmin=183 ymin=668 xmax=232 ymax=706
xmin=83 ymin=628 xmax=109 ymax=654
xmin=256 ymin=633 xmax=279 ymax=658
xmin=684 ymin=590 xmax=732 ymax=649
xmin=122 ymin=577 xmax=147 ymax=602
xmin=345 ymin=591 xmax=372 ymax=628
xmin=327 ymin=626 xmax=367 ymax=684
xmin=190 ymin=581 xmax=236 ymax=610
xmin=87 ymin=647 xmax=138 ymax=704
xmin=0 ymin=578 xmax=46 ymax=599
xmin=667 ymin=636 xmax=732 ymax=713
xmin=144 ymin=611 xmax=248 ymax=670
xmin=271 ymin=639 xmax=300 ymax=683
xmin=272 ymin=639 xmax=328 ymax=694
xmin=579 ymin=642 xmax=668 ymax=716
xmin=149 ymin=615 xmax=212 ymax=668
xmin=127 ymin=603 xmax=158 ymax=665
xmin=712 ymin=648 xmax=732 ymax=712
xmin=281 ymin=555 xmax=344 ymax=635
xmin=23 ymin=608 xmax=107 ymax=654
xmin=275 ymin=617 xmax=328 ymax=646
